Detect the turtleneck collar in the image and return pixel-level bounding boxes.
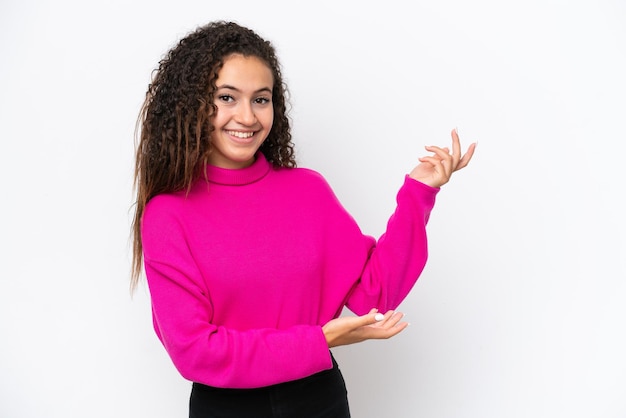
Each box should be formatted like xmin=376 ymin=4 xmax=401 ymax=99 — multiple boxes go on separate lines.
xmin=202 ymin=153 xmax=271 ymax=186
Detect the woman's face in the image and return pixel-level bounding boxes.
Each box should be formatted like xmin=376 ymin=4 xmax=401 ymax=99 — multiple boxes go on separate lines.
xmin=208 ymin=53 xmax=274 ymax=169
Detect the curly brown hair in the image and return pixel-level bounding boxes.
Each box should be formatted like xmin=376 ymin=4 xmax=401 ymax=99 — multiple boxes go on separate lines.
xmin=131 ymin=21 xmax=296 ymax=292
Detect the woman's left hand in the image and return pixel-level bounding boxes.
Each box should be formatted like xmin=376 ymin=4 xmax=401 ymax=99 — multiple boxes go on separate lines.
xmin=409 ymin=128 xmax=476 ymax=188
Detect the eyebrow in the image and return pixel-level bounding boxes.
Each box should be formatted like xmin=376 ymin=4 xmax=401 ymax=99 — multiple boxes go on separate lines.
xmin=216 ymin=84 xmax=273 ymax=94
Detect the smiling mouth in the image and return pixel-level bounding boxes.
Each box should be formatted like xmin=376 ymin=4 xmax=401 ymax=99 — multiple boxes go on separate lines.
xmin=226 ymin=130 xmax=255 ymax=139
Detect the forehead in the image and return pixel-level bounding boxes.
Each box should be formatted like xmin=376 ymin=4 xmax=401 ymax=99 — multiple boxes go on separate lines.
xmin=216 ymin=54 xmax=274 ymax=88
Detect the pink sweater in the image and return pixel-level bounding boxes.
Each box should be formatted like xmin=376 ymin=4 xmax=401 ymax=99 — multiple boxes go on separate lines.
xmin=141 ymin=153 xmax=438 ymax=389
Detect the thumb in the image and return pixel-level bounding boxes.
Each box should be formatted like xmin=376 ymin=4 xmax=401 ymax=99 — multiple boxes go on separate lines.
xmin=359 ymin=308 xmax=385 ymax=326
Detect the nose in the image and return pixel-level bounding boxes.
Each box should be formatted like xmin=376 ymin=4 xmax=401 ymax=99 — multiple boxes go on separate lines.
xmin=235 ymin=102 xmax=257 ymax=126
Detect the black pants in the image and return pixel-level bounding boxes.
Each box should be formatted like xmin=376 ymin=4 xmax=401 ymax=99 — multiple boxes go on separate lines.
xmin=189 ymin=355 xmax=351 ymax=418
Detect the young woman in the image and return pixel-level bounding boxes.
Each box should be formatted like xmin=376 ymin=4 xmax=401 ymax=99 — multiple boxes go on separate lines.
xmin=132 ymin=20 xmax=475 ymax=418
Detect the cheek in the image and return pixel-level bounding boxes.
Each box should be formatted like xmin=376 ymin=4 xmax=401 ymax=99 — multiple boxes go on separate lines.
xmin=210 ymin=108 xmax=228 ymax=128
xmin=263 ymin=109 xmax=275 ymax=128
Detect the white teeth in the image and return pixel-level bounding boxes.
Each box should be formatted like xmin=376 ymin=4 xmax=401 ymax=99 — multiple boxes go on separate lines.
xmin=227 ymin=130 xmax=254 ymax=139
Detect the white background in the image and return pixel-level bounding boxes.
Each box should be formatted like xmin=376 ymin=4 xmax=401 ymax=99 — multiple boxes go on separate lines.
xmin=1 ymin=1 xmax=625 ymax=417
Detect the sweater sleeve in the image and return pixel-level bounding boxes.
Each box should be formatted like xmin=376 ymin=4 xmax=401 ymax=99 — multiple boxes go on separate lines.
xmin=141 ymin=199 xmax=332 ymax=389
xmin=327 ymin=175 xmax=439 ymax=315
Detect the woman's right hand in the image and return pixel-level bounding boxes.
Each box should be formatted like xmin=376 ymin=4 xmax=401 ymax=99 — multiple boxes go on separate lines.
xmin=409 ymin=128 xmax=476 ymax=188
xmin=322 ymin=308 xmax=409 ymax=348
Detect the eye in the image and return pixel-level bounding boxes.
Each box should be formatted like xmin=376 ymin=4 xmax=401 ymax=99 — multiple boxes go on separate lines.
xmin=217 ymin=94 xmax=235 ymax=103
xmin=254 ymin=97 xmax=271 ymax=105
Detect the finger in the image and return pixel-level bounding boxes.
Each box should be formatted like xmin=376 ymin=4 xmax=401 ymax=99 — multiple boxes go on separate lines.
xmin=417 ymin=157 xmax=446 ymax=178
xmin=451 ymin=127 xmax=477 ymax=172
xmin=373 ymin=318 xmax=409 ymax=338
xmin=424 ymin=145 xmax=454 ymax=174
xmin=424 ymin=145 xmax=452 ymax=161
xmin=371 ymin=310 xmax=406 ymax=330
xmin=381 ymin=311 xmax=406 ymax=328
xmin=418 ymin=155 xmax=443 ymax=165
xmin=372 ymin=310 xmax=395 ymax=325
xmin=450 ymin=128 xmax=462 ymax=163
xmin=419 ymin=154 xmax=451 ymax=180
xmin=357 ymin=309 xmax=386 ymax=327
xmin=390 ymin=321 xmax=409 ymax=336
xmin=454 ymin=142 xmax=477 ymax=172
xmin=361 ymin=311 xmax=409 ymax=340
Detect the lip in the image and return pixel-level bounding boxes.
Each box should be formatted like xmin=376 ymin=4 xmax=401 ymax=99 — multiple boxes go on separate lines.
xmin=225 ymin=129 xmax=257 ymax=144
